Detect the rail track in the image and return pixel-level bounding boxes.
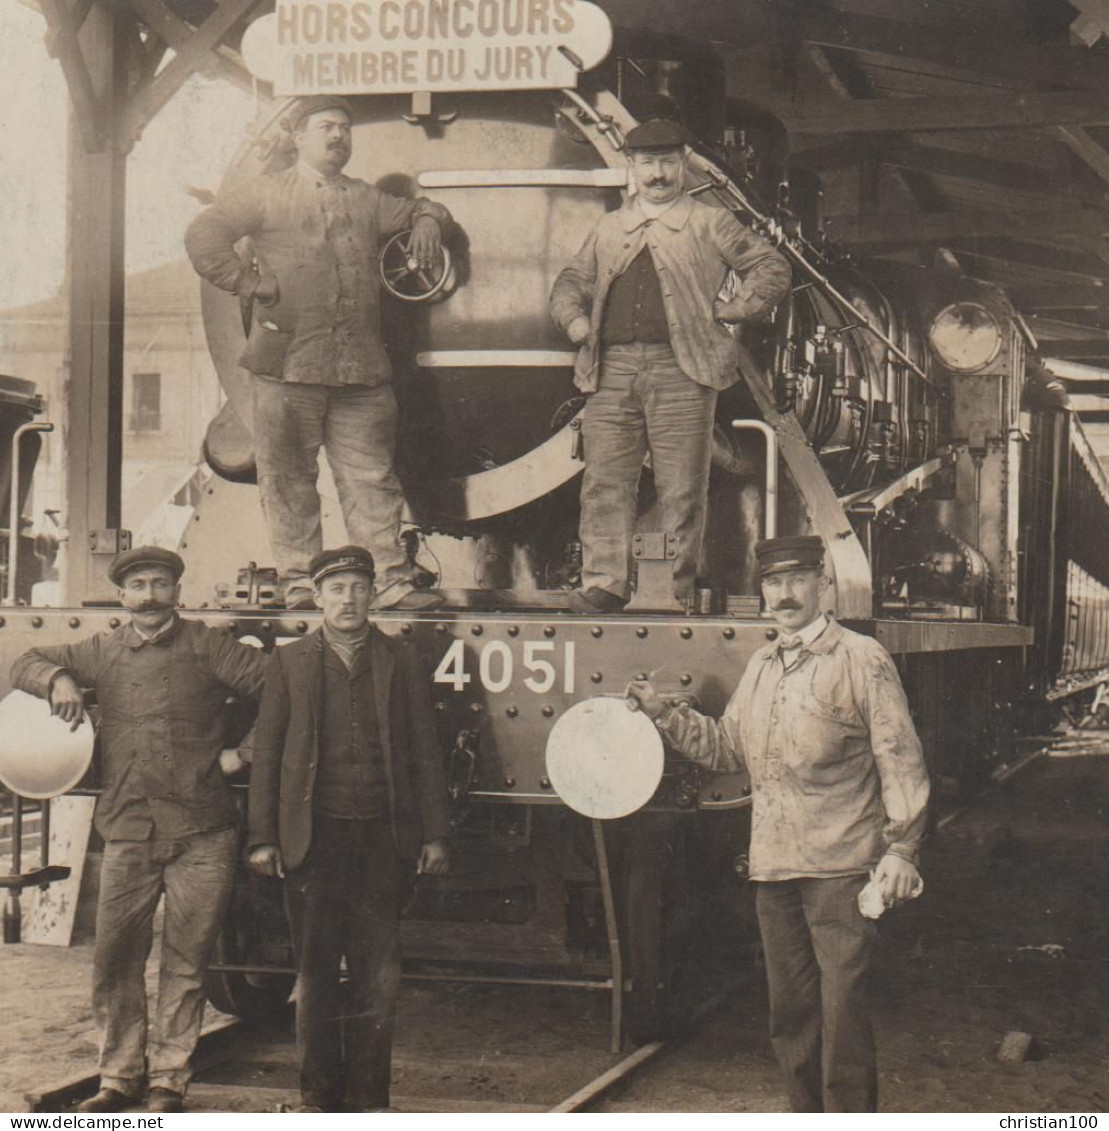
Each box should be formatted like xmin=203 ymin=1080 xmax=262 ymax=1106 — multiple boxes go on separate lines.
xmin=22 ymin=986 xmax=738 ymax=1114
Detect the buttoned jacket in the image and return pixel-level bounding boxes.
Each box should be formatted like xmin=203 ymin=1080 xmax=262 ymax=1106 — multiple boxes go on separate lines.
xmin=11 ymin=617 xmax=265 ymax=840
xmin=658 ymin=619 xmax=930 ymax=881
xmin=247 ymin=626 xmax=451 ymax=870
xmin=185 ymin=164 xmax=451 ymax=385
xmin=549 ymin=193 xmax=791 ymax=392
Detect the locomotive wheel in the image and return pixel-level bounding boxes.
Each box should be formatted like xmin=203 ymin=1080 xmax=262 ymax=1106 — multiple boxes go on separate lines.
xmin=621 ymin=816 xmax=700 ymax=1046
xmin=379 ymin=230 xmax=453 ymax=302
xmin=205 ymin=882 xmax=295 ymax=1023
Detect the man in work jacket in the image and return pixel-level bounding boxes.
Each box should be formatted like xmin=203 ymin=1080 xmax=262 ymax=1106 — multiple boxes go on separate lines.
xmin=185 ymin=95 xmax=452 ymax=612
xmin=246 ymin=545 xmax=451 ymax=1112
xmin=549 ymin=116 xmax=792 ymax=613
xmin=627 ymin=535 xmax=931 ymax=1112
xmin=11 ymin=547 xmax=265 ymax=1114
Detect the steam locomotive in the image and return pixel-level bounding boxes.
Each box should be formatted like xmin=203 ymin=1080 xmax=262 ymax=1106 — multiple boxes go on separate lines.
xmin=3 ymin=27 xmax=1108 ymax=1048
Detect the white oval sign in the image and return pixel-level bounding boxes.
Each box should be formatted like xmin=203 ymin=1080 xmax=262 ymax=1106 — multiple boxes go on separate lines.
xmin=241 ymin=0 xmax=614 ymax=95
xmin=0 ymin=690 xmax=95 ymax=800
xmin=545 ymin=696 xmax=664 ymax=820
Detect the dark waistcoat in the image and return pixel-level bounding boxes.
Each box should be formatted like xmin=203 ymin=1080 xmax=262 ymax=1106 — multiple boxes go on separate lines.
xmin=314 ymin=643 xmax=386 ymax=819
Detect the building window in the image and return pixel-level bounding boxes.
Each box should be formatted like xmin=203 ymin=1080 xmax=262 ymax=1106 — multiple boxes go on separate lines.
xmin=130 ymin=372 xmax=161 ymax=433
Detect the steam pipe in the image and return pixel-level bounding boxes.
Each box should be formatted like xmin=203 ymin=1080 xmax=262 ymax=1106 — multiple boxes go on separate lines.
xmin=732 ymin=420 xmax=778 ymax=540
xmin=6 ymin=422 xmax=54 ymax=606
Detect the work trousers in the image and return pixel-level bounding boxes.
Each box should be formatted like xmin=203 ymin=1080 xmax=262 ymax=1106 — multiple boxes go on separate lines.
xmin=284 ymin=816 xmax=410 ymax=1111
xmin=580 ymin=343 xmax=717 ymax=601
xmin=755 ymin=875 xmax=878 ymax=1113
xmin=252 ymin=376 xmax=414 ymax=605
xmin=93 ymin=826 xmax=238 ymax=1098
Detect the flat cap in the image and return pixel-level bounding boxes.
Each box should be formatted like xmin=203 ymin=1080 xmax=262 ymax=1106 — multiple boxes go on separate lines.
xmin=290 ymin=95 xmax=355 ymax=130
xmin=625 ymin=118 xmax=689 ymax=151
xmin=109 ymin=546 xmax=185 ymax=587
xmin=755 ymin=535 xmax=825 ymax=577
xmin=310 ymin=545 xmax=375 ymax=585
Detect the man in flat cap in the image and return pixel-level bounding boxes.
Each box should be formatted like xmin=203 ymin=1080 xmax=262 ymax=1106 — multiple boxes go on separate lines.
xmin=10 ymin=547 xmax=266 ymax=1113
xmin=627 ymin=536 xmax=930 ymax=1112
xmin=186 ymin=96 xmax=452 ymax=612
xmin=550 ymin=117 xmax=792 ymax=613
xmin=246 ymin=545 xmax=451 ymax=1112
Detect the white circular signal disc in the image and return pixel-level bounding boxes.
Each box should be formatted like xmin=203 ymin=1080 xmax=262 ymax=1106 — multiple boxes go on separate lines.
xmin=545 ymin=696 xmax=664 ymax=820
xmin=0 ymin=690 xmax=95 ymax=800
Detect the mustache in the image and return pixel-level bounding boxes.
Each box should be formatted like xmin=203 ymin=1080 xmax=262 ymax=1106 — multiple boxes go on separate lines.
xmin=772 ymin=600 xmax=803 ymax=611
xmin=646 ymin=178 xmax=671 ymax=187
xmin=135 ymin=600 xmax=173 ymax=612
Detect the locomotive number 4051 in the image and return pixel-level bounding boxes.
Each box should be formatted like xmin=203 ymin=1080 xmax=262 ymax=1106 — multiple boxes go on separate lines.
xmin=433 ymin=638 xmax=577 ymax=695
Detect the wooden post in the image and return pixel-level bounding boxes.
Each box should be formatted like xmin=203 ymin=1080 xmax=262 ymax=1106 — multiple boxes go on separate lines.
xmin=63 ymin=1 xmax=127 ymax=604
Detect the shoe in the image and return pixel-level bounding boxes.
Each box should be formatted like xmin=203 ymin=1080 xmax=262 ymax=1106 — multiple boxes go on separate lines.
xmin=147 ymin=1088 xmax=184 ymax=1114
xmin=284 ymin=1104 xmax=324 ymax=1113
xmin=379 ymin=588 xmax=445 ymax=612
xmin=77 ymin=1089 xmax=134 ymax=1113
xmin=566 ymin=587 xmax=627 ymax=614
xmin=282 ymin=584 xmax=317 ymax=611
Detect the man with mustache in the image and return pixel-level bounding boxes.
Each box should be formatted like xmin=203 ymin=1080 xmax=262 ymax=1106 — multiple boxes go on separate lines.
xmin=627 ymin=536 xmax=930 ymax=1112
xmin=10 ymin=547 xmax=266 ymax=1113
xmin=186 ymin=96 xmax=452 ymax=611
xmin=246 ymin=546 xmax=451 ymax=1112
xmin=550 ymin=117 xmax=791 ymax=612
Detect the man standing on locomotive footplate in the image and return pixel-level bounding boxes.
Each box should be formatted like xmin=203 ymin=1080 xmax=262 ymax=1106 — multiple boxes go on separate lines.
xmin=185 ymin=95 xmax=452 ymax=613
xmin=550 ymin=116 xmax=792 ymax=614
xmin=247 ymin=545 xmax=451 ymax=1113
xmin=627 ymin=536 xmax=931 ymax=1112
xmin=10 ymin=547 xmax=266 ymax=1114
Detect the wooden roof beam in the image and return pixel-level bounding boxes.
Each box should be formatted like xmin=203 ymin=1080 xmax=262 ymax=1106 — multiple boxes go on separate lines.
xmin=1001 ymin=284 xmax=1108 ymax=312
xmin=1054 ymin=126 xmax=1109 ymax=187
xmin=125 ymin=0 xmax=260 ymax=97
xmin=1036 ymin=339 xmax=1109 ymax=359
xmin=799 ymin=44 xmax=946 ymax=214
xmin=119 ymin=0 xmax=264 ymax=150
xmin=823 ymin=209 xmax=1109 ymax=254
xmin=800 ymin=11 xmax=1109 ymax=93
xmin=794 ymin=17 xmax=1109 ymax=190
xmin=775 ymin=90 xmax=1109 ymax=137
xmin=882 ymin=143 xmax=1067 ymax=195
xmin=1025 ymin=314 xmax=1109 ymax=342
xmin=38 ymin=0 xmax=108 ymax=151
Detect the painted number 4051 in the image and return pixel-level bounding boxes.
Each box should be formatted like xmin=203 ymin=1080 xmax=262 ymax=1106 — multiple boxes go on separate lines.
xmin=433 ymin=639 xmax=576 ymax=694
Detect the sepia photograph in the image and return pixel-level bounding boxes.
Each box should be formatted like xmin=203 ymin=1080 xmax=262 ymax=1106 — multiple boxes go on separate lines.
xmin=0 ymin=0 xmax=1106 ymax=1117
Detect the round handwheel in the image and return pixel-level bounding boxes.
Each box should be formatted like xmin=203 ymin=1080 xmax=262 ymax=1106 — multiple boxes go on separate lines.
xmin=379 ymin=230 xmax=453 ymax=302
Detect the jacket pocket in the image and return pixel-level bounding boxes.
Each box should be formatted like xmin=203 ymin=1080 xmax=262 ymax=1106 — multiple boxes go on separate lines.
xmin=807 ymin=663 xmax=862 ymax=725
xmin=239 ymin=322 xmax=294 ymax=377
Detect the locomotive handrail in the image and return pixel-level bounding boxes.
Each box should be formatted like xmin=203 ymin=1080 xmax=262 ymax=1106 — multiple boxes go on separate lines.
xmin=685 ymin=157 xmax=934 ymax=387
xmin=4 ymin=421 xmax=54 ymax=606
xmin=558 ymin=88 xmax=627 ymax=153
xmin=731 ymin=420 xmax=778 ymax=540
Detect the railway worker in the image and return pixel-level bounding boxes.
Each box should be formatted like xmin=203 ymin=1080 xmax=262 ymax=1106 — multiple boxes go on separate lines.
xmin=10 ymin=547 xmax=266 ymax=1114
xmin=245 ymin=545 xmax=451 ymax=1113
xmin=626 ymin=535 xmax=931 ymax=1112
xmin=549 ymin=117 xmax=792 ymax=614
xmin=184 ymin=95 xmax=452 ymax=613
